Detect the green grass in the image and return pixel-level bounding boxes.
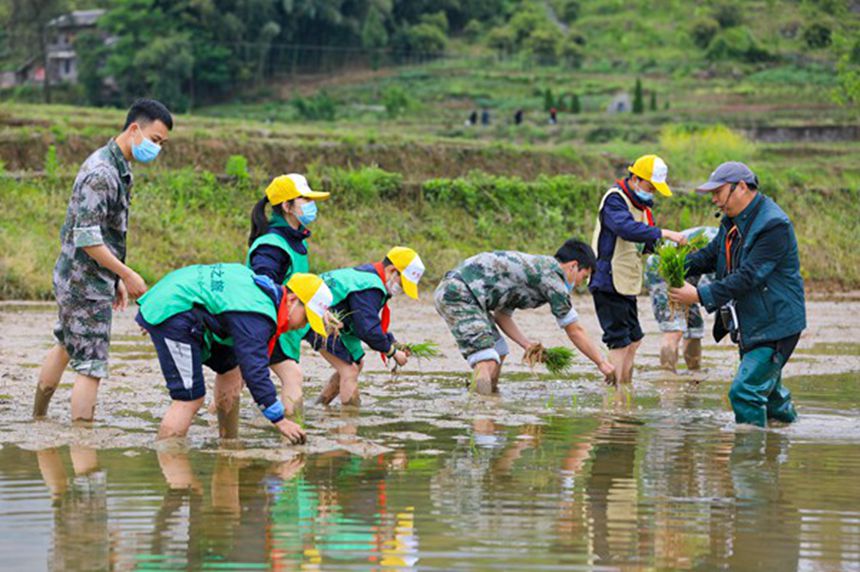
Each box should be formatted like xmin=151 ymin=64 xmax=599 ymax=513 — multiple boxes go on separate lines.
xmin=0 ymin=99 xmax=858 ymax=298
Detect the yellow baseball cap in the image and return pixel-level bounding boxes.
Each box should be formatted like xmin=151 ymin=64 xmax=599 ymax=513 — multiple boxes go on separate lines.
xmin=286 ymin=272 xmax=333 ymax=336
xmin=386 ymin=247 xmax=425 ymax=300
xmin=628 ymin=154 xmax=672 ymax=197
xmin=265 ymin=174 xmax=330 ymax=206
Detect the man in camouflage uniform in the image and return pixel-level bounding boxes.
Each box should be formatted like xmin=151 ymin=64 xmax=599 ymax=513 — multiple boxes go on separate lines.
xmin=644 ymin=226 xmax=718 ymax=372
xmin=434 ymin=240 xmax=615 ymax=395
xmin=34 ymin=99 xmax=173 ymax=422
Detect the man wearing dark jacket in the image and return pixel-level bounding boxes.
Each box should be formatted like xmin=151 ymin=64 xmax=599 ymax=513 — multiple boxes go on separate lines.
xmin=669 ymin=162 xmax=805 ymax=426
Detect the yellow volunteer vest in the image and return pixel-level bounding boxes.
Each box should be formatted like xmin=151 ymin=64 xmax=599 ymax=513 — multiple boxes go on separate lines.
xmin=591 ymin=187 xmax=649 ymax=296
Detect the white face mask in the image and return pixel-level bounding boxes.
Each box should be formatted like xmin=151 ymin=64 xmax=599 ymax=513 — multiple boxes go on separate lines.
xmin=387 ymin=276 xmax=403 ymax=296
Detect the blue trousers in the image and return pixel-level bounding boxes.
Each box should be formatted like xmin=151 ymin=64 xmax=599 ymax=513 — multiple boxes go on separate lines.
xmin=729 ymin=346 xmax=797 ymax=427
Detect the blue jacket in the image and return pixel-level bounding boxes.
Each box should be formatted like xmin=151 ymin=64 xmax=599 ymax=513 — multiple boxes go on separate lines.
xmin=686 ymin=193 xmax=806 ymax=348
xmin=330 ymin=264 xmax=396 ymax=353
xmin=590 ymin=179 xmax=663 ymax=295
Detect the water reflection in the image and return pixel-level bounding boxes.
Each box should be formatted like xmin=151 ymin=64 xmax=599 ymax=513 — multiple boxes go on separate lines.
xmin=36 ymin=447 xmax=111 ymax=571
xmin=0 ymin=391 xmax=859 ymax=570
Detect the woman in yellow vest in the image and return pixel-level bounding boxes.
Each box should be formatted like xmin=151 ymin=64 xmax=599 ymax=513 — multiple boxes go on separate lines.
xmin=590 ymin=155 xmax=686 ymax=384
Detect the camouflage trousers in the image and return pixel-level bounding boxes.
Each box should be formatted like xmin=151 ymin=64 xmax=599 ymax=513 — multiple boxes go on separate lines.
xmin=434 ymin=273 xmax=509 ymax=366
xmin=644 ymin=256 xmax=713 ymax=339
xmin=53 ymin=296 xmax=113 ymax=378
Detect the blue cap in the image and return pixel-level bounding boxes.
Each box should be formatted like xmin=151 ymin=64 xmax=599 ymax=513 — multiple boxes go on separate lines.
xmin=696 ymin=161 xmax=759 ymax=193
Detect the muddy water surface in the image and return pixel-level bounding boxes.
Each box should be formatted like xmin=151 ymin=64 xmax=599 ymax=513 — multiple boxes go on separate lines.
xmin=1 ymin=297 xmax=859 ymax=570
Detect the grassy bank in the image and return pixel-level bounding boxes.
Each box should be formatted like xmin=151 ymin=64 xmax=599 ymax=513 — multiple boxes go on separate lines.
xmin=2 ymin=159 xmax=857 ymax=300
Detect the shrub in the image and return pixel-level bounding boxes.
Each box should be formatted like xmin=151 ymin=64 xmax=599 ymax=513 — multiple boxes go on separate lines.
xmin=712 ymin=2 xmax=742 ymax=28
xmin=690 ymin=17 xmax=720 ymax=50
xmin=406 ymin=23 xmax=448 ymax=55
xmin=487 ymin=26 xmax=517 ymax=54
xmin=291 ymin=91 xmax=336 ymax=121
xmin=706 ymin=27 xmax=771 ymax=62
xmin=560 ymin=38 xmax=585 ymax=69
xmin=382 ymin=86 xmax=415 ymax=118
xmin=659 ymin=124 xmax=756 ymax=178
xmin=44 ymin=145 xmax=60 ymax=181
xmin=560 ymin=0 xmax=581 ymax=23
xmin=225 ymin=155 xmax=250 ymax=181
xmin=803 ymin=22 xmax=832 ymax=49
xmin=525 ymin=26 xmax=563 ymax=65
xmin=419 ymin=11 xmax=449 ymax=33
xmin=324 ymin=166 xmax=403 ymax=203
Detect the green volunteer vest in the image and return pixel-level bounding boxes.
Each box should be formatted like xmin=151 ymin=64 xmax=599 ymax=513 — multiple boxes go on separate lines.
xmin=246 ymin=228 xmax=311 ymax=358
xmin=322 ymin=267 xmax=388 ymax=307
xmin=321 ymin=267 xmax=389 ymax=361
xmin=245 ymin=232 xmax=309 ymax=282
xmin=139 ymin=263 xmax=277 ymax=326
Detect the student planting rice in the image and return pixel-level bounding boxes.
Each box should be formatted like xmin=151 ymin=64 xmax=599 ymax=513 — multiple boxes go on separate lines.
xmin=135 ymin=264 xmax=332 ymax=443
xmin=309 ymin=247 xmax=425 ymax=407
xmin=590 ymin=154 xmax=686 ymax=385
xmin=434 ymin=240 xmax=615 ymax=395
xmin=644 ymin=227 xmax=718 ymax=372
xmin=246 ymin=173 xmax=330 ymax=418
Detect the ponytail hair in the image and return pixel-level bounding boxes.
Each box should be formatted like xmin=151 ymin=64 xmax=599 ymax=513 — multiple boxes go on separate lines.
xmin=249 ymin=197 xmax=270 ymax=246
xmin=249 ymin=198 xmax=295 ymax=246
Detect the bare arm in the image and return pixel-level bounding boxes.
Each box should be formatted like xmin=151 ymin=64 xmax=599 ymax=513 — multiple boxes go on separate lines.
xmin=82 ymin=245 xmax=147 ymax=298
xmin=493 ymin=310 xmax=533 ymax=350
xmin=564 ymin=321 xmax=615 ymax=381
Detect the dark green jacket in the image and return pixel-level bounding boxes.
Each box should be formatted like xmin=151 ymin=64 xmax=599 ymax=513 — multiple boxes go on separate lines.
xmin=686 ymin=193 xmax=806 ymax=348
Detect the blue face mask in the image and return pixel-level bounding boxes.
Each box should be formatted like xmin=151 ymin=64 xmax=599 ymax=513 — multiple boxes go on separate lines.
xmin=131 ymin=130 xmax=161 ymax=163
xmin=634 ymin=188 xmax=654 ymax=203
xmin=297 ymin=201 xmax=318 ymax=226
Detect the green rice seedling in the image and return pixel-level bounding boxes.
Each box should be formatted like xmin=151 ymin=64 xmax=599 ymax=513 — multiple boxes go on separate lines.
xmin=522 ymin=343 xmax=575 ymax=375
xmin=688 ymin=232 xmax=710 ymax=251
xmin=397 ymin=341 xmax=442 ymax=359
xmin=324 ymin=309 xmax=352 ymax=341
xmin=543 ymin=347 xmax=575 ymax=375
xmin=656 ymin=242 xmax=688 ymax=288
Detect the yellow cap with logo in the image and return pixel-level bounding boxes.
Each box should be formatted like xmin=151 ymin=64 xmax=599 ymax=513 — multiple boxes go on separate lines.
xmin=386 ymin=247 xmax=425 ymax=300
xmin=628 ymin=154 xmax=672 ymax=197
xmin=265 ymin=174 xmax=330 ymax=206
xmin=286 ymin=272 xmax=333 ymax=336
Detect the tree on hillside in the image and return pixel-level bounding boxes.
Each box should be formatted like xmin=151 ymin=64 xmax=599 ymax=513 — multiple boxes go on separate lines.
xmin=362 ymin=6 xmax=388 ymax=69
xmin=8 ymin=0 xmax=67 ymax=103
xmin=632 ymin=78 xmax=644 ymax=114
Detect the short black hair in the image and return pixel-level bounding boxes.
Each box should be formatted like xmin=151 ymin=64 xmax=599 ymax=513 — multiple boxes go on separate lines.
xmin=123 ymin=98 xmax=173 ymax=131
xmin=555 ymin=238 xmax=596 ymax=270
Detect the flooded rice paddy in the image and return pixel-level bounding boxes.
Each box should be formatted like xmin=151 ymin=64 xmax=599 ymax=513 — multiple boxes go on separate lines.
xmin=0 ymin=296 xmax=859 ymax=571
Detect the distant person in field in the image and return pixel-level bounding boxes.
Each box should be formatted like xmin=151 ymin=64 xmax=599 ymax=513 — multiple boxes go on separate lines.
xmin=310 ymin=247 xmax=425 ymax=407
xmin=135 ymin=265 xmax=332 ymax=443
xmin=644 ymin=226 xmax=718 ymax=372
xmin=434 ymin=240 xmax=615 ymax=395
xmin=670 ymin=162 xmax=805 ymax=427
xmin=514 ymin=109 xmax=524 ymax=125
xmin=549 ymin=107 xmax=558 ymax=125
xmin=481 ymin=108 xmax=490 ymax=126
xmin=466 ymin=110 xmax=478 ymax=126
xmin=33 ymin=98 xmax=173 ymax=422
xmin=590 ymin=154 xmax=686 ymax=385
xmin=246 ymin=173 xmax=330 ymax=419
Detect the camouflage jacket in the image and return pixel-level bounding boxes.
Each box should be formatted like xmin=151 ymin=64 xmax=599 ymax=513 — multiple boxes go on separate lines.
xmin=52 ymin=139 xmax=133 ymax=301
xmin=451 ymin=251 xmax=578 ymax=326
